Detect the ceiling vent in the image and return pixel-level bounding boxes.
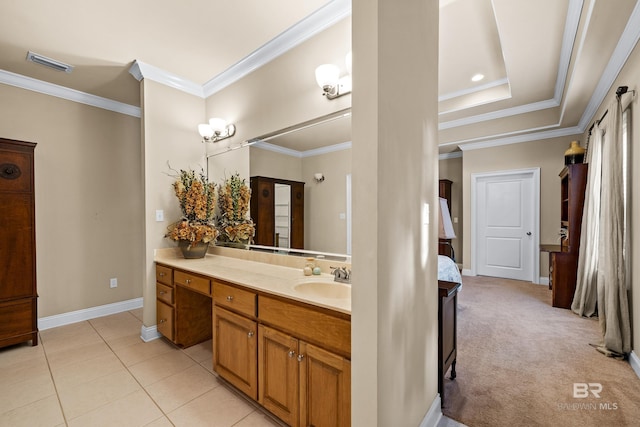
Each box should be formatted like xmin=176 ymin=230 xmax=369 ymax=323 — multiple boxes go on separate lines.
xmin=26 ymin=51 xmax=74 ymax=73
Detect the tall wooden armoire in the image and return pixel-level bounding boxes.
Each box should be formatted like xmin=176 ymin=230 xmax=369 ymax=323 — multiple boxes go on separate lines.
xmin=0 ymin=138 xmax=38 ymax=347
xmin=250 ymin=176 xmax=304 ymax=249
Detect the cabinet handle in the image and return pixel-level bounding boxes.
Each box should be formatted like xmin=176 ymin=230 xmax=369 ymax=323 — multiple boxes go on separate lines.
xmin=226 ymin=295 xmax=234 ymax=302
xmin=185 ymin=279 xmax=191 ymax=284
xmin=248 ymin=331 xmax=254 ymax=338
xmin=159 ymin=319 xmax=166 ymax=323
xmin=297 ymin=354 xmax=305 ymax=362
xmin=288 ymin=350 xmax=296 ymax=358
xmin=159 ymin=291 xmax=166 ymax=295
xmin=159 ymin=272 xmax=165 ymax=277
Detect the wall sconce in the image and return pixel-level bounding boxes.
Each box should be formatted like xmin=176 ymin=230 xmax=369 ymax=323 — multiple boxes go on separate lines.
xmin=198 ymin=118 xmax=236 ymax=143
xmin=314 ymin=173 xmax=325 ymax=183
xmin=315 ymin=52 xmax=352 ymax=100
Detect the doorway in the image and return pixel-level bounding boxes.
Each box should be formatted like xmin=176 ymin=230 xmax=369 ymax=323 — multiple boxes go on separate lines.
xmin=471 ymin=168 xmax=540 ymax=283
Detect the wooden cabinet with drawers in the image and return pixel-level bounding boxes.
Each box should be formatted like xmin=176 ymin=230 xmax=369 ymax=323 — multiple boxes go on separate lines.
xmin=0 ymin=138 xmax=38 ymax=348
xmin=155 ymin=265 xmax=212 ymax=347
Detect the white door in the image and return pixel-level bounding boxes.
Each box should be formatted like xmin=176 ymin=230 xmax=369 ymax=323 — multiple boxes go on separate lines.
xmin=473 ymin=169 xmax=539 ymax=282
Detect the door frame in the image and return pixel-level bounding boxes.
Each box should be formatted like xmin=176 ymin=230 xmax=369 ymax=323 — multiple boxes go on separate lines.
xmin=471 ymin=167 xmax=540 ymax=284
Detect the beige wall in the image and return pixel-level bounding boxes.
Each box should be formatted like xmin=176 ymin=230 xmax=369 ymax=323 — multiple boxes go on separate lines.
xmin=439 ymin=156 xmax=463 ymax=263
xmin=0 ymin=84 xmax=143 ymax=317
xmin=352 ymin=0 xmax=439 ymax=425
xmin=302 ymin=148 xmax=351 ymax=254
xmin=249 ymin=147 xmax=302 ymax=181
xmin=140 ymin=80 xmax=207 ymax=328
xmin=461 ymin=136 xmax=575 ymax=277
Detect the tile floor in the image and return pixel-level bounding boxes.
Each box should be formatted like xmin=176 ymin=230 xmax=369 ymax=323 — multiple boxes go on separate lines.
xmin=0 ymin=309 xmax=283 ymax=427
xmin=1 ymin=308 xmax=463 ymax=427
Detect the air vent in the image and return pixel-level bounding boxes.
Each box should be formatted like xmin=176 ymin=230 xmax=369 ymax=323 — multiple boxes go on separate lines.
xmin=26 ymin=51 xmax=74 ymax=73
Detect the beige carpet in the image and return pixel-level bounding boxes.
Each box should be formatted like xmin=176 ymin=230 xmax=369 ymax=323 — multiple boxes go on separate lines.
xmin=442 ymin=275 xmax=640 ymax=427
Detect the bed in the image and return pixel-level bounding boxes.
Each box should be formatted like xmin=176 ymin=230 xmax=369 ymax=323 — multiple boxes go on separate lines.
xmin=438 ymin=254 xmax=462 ymax=285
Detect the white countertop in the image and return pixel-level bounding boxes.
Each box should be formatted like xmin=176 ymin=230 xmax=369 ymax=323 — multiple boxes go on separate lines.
xmin=154 ymin=248 xmax=351 ymax=315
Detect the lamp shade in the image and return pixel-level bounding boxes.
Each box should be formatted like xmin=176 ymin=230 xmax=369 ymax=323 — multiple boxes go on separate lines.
xmin=198 ymin=124 xmax=214 ymax=138
xmin=315 ymin=64 xmax=340 ymax=90
xmin=438 ymin=197 xmax=456 ymax=239
xmin=208 ymin=118 xmax=227 ymax=134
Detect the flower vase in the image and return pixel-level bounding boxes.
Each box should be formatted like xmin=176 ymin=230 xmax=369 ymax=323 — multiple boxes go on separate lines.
xmin=178 ymin=240 xmax=209 ymax=259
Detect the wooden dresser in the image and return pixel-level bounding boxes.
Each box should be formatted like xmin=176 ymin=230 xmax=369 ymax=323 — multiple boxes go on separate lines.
xmin=0 ymin=138 xmax=38 ymax=348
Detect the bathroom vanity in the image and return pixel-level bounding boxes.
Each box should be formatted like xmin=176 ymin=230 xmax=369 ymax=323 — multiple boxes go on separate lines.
xmin=155 ymin=248 xmax=351 ymax=427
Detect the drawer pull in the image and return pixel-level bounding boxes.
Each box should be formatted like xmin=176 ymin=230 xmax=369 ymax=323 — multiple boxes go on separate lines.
xmin=159 ymin=291 xmax=166 ymax=295
xmin=185 ymin=279 xmax=191 ymax=284
xmin=226 ymin=295 xmax=234 ymax=302
xmin=288 ymin=350 xmax=296 ymax=358
xmin=159 ymin=319 xmax=166 ymax=323
xmin=297 ymin=354 xmax=305 ymax=362
xmin=159 ymin=272 xmax=165 ymax=277
xmin=247 ymin=331 xmax=254 ymax=338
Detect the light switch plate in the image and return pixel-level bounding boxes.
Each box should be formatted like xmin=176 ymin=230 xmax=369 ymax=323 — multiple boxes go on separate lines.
xmin=155 ymin=210 xmax=164 ymax=222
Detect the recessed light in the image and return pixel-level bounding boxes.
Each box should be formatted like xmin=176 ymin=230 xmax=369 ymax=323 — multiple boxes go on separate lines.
xmin=471 ymin=74 xmax=484 ymax=82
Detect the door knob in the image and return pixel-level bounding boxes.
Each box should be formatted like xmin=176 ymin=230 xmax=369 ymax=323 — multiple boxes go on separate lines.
xmin=526 ymin=232 xmax=532 ymax=236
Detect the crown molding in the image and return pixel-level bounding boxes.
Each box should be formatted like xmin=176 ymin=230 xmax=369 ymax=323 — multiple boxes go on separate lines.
xmin=554 ymin=0 xmax=584 ymax=102
xmin=577 ymin=0 xmax=640 ymax=130
xmin=439 ymin=98 xmax=559 ymax=130
xmin=458 ymin=125 xmax=582 ymax=151
xmin=253 ymin=139 xmax=352 ymax=158
xmin=0 ymin=69 xmax=141 ymax=117
xmin=202 ymin=0 xmax=351 ymax=97
xmin=128 ymin=61 xmax=204 ymax=98
xmin=438 ymin=151 xmax=463 ymax=160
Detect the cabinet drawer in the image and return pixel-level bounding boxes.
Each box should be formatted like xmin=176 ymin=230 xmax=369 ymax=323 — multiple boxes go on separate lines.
xmin=156 ymin=283 xmax=174 ymax=305
xmin=258 ymin=296 xmax=350 ymax=358
xmin=213 ymin=280 xmax=256 ymax=318
xmin=157 ymin=300 xmax=174 ymax=340
xmin=174 ymin=270 xmax=210 ymax=295
xmin=0 ymin=298 xmax=35 ymax=338
xmin=156 ymin=265 xmax=173 ymax=286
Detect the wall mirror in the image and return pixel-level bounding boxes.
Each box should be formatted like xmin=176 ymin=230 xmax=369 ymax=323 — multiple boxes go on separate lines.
xmin=213 ymin=108 xmax=352 ymax=260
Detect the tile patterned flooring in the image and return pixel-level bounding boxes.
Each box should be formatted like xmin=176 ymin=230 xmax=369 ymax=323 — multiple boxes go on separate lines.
xmin=0 ymin=309 xmax=283 ymax=427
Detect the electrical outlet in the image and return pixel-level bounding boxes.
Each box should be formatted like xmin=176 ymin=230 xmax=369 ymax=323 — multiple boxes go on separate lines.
xmin=155 ymin=210 xmax=164 ymax=222
xmin=110 ymin=278 xmax=117 ymax=288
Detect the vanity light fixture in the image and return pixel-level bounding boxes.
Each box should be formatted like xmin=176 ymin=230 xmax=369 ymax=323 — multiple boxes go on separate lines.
xmin=198 ymin=118 xmax=236 ymax=143
xmin=315 ymin=51 xmax=352 ymax=100
xmin=314 ymin=173 xmax=325 ymax=183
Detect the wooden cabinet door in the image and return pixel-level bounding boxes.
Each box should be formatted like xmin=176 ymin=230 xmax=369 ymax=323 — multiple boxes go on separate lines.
xmin=299 ymin=342 xmax=351 ymax=427
xmin=251 ymin=177 xmax=275 ymax=246
xmin=258 ymin=325 xmax=299 ymax=426
xmin=213 ymin=306 xmax=258 ymax=399
xmin=290 ymin=182 xmax=304 ymax=249
xmin=156 ymin=300 xmax=174 ymax=340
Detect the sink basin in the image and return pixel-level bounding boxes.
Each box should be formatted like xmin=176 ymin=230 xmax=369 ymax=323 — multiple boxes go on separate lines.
xmin=293 ymin=281 xmax=351 ymax=299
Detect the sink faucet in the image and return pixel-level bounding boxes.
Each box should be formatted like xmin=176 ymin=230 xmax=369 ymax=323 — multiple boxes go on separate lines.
xmin=331 ymin=266 xmax=351 ymax=284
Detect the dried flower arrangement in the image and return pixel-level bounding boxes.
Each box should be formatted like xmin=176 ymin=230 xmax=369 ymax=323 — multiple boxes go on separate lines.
xmin=165 ymin=167 xmax=219 ymax=244
xmin=217 ymin=173 xmax=255 ymax=244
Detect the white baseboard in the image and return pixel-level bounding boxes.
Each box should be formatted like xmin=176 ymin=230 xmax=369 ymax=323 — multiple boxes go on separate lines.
xmin=538 ymin=277 xmax=550 ymax=286
xmin=419 ymin=394 xmax=442 ymax=427
xmin=38 ymin=297 xmax=143 ymax=331
xmin=141 ymin=325 xmax=162 ymax=342
xmin=461 ymin=269 xmax=473 ymax=276
xmin=630 ymin=351 xmax=640 ymax=379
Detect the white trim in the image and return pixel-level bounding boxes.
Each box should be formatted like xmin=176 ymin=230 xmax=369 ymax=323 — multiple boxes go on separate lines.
xmin=577 ymin=0 xmax=640 ymax=130
xmin=438 ymin=78 xmax=509 ymax=102
xmin=0 ymin=69 xmax=141 ymax=118
xmin=140 ymin=325 xmax=162 ymax=342
xmin=418 ymin=394 xmax=442 ymax=427
xmin=38 ymin=297 xmax=143 ymax=331
xmin=554 ymin=0 xmax=584 ymax=101
xmin=439 ymin=151 xmax=463 ymax=160
xmin=461 ymin=269 xmax=474 ymax=276
xmin=629 ymin=351 xmax=640 ymax=379
xmin=252 ymin=140 xmax=352 ymax=158
xmin=470 ymin=168 xmax=540 ymax=284
xmin=128 ymin=61 xmax=204 ymax=98
xmin=457 ymin=126 xmax=582 ymax=151
xmin=439 ymin=98 xmax=559 ymax=130
xmin=539 ymin=276 xmax=550 ymax=286
xmin=203 ymin=0 xmax=351 ymax=97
